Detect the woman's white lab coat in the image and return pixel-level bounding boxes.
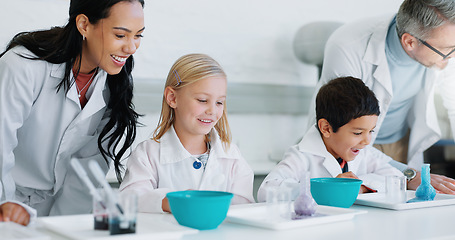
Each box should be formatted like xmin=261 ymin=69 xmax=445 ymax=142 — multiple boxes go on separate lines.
xmin=0 ymin=46 xmax=110 ymax=217
xmin=257 ymin=127 xmax=403 ymax=202
xmin=306 ymin=15 xmax=455 ymax=169
xmin=120 ymin=126 xmax=255 ymax=213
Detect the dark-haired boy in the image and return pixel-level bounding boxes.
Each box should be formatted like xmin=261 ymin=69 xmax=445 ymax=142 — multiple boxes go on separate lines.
xmin=257 ymin=77 xmax=403 ymax=202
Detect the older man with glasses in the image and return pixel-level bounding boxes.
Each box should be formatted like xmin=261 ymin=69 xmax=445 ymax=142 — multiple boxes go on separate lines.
xmin=306 ymin=0 xmax=455 ymax=193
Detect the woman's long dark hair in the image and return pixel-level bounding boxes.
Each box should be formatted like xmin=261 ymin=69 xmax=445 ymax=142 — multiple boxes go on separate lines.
xmin=0 ymin=0 xmax=144 ymax=182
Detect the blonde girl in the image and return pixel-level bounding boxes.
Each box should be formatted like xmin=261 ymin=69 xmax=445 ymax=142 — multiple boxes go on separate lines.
xmin=120 ymin=54 xmax=255 ymax=213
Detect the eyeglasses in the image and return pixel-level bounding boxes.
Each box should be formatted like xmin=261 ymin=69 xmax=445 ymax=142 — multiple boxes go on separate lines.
xmin=417 ymin=38 xmax=455 ymax=60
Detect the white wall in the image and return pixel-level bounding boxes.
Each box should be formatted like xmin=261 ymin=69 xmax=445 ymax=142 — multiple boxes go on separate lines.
xmin=0 ymin=0 xmax=403 ymax=173
xmin=1 ymin=0 xmax=401 ymax=85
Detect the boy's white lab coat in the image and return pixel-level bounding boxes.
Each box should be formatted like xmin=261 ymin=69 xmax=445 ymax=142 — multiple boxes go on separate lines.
xmin=306 ymin=14 xmax=455 ymax=169
xmin=120 ymin=126 xmax=255 ymax=213
xmin=257 ymin=127 xmax=403 ymax=202
xmin=0 ymin=46 xmax=110 ymax=217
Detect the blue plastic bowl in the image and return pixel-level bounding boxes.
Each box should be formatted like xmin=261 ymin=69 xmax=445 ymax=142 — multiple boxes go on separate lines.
xmin=310 ymin=178 xmax=362 ymax=208
xmin=166 ymin=190 xmax=233 ymax=230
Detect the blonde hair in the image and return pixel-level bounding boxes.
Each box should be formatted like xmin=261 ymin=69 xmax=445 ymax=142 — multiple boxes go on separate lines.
xmin=152 ymin=53 xmax=232 ymax=149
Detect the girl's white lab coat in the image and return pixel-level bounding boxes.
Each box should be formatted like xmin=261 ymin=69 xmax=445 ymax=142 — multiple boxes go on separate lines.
xmin=120 ymin=126 xmax=255 ymax=213
xmin=0 ymin=46 xmax=110 ymax=217
xmin=257 ymin=127 xmax=403 ymax=202
xmin=307 ymin=15 xmax=455 ymax=169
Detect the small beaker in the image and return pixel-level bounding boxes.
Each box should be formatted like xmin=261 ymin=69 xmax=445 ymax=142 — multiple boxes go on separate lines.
xmin=108 ymin=190 xmax=138 ymax=235
xmin=385 ymin=175 xmax=407 ymax=203
xmin=93 ymin=188 xmax=109 ymax=230
xmin=265 ymin=185 xmax=292 ymax=220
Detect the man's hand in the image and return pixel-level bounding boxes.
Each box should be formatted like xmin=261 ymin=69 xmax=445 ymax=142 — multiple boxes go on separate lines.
xmin=0 ymin=202 xmax=30 ymax=226
xmin=430 ymin=173 xmax=455 ymax=194
xmin=408 ymin=172 xmax=455 ymax=194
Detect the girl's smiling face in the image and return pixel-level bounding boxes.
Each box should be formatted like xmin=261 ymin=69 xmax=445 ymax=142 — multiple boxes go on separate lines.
xmin=80 ymin=1 xmax=145 ymax=74
xmin=320 ymin=115 xmax=378 ymax=162
xmin=171 ymin=76 xmax=227 ymax=142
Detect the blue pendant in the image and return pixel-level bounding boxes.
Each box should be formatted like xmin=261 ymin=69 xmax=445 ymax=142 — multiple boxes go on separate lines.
xmin=193 ymin=160 xmax=202 ymax=169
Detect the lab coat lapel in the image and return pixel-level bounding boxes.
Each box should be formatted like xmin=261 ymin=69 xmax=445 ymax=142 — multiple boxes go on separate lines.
xmin=298 ymin=127 xmax=342 ymax=177
xmin=322 ymin=158 xmax=344 ymax=177
xmin=49 ymin=63 xmax=82 ymax=106
xmin=362 ymin=15 xmax=395 ymax=140
xmin=364 ymin=15 xmax=394 ymax=97
xmin=52 ymin=65 xmax=81 ymax=106
xmin=58 ymin=66 xmax=108 ymax=117
xmin=199 ymin=130 xmax=229 ymax=190
xmin=407 ymin=69 xmax=441 ymax=163
xmin=77 ymin=71 xmax=108 ymax=120
xmin=49 ymin=64 xmax=97 ymax=192
xmin=159 ymin=126 xmax=201 ymax=188
xmin=423 ymin=69 xmax=440 ymax=134
xmin=346 ymin=156 xmax=360 ymax=174
xmin=198 ymin=150 xmax=217 ymax=189
xmin=160 ymin=126 xmax=193 ymax=164
xmin=54 ymin=65 xmax=109 ymax=127
xmin=55 ymin=71 xmax=108 ymax=152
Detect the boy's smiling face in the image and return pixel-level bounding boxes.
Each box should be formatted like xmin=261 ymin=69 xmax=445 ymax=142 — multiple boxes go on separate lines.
xmin=319 ymin=115 xmax=378 ymax=162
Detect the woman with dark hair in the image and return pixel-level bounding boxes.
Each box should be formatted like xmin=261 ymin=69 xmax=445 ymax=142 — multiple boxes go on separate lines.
xmin=0 ymin=0 xmax=145 ymax=225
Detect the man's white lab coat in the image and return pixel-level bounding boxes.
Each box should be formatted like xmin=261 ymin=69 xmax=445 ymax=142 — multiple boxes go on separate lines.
xmin=307 ymin=15 xmax=455 ymax=169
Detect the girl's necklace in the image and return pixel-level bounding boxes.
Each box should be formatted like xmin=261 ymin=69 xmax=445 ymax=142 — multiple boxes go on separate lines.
xmin=76 ymin=68 xmax=98 ymax=98
xmin=193 ymin=141 xmax=211 ymax=170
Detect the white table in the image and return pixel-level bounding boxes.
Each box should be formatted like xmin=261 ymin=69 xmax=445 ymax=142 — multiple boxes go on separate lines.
xmin=32 ymin=203 xmax=455 ymax=240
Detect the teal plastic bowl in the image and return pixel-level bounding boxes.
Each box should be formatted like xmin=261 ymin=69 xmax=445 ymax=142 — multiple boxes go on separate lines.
xmin=166 ymin=190 xmax=233 ymax=230
xmin=310 ymin=178 xmax=362 ymax=208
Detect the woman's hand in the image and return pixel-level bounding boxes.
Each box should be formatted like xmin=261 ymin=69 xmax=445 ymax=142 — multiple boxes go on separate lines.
xmin=0 ymin=202 xmax=30 ymax=226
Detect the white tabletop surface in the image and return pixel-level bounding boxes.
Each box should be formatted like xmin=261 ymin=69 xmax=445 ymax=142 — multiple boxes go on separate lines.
xmin=30 ymin=203 xmax=455 ymax=240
